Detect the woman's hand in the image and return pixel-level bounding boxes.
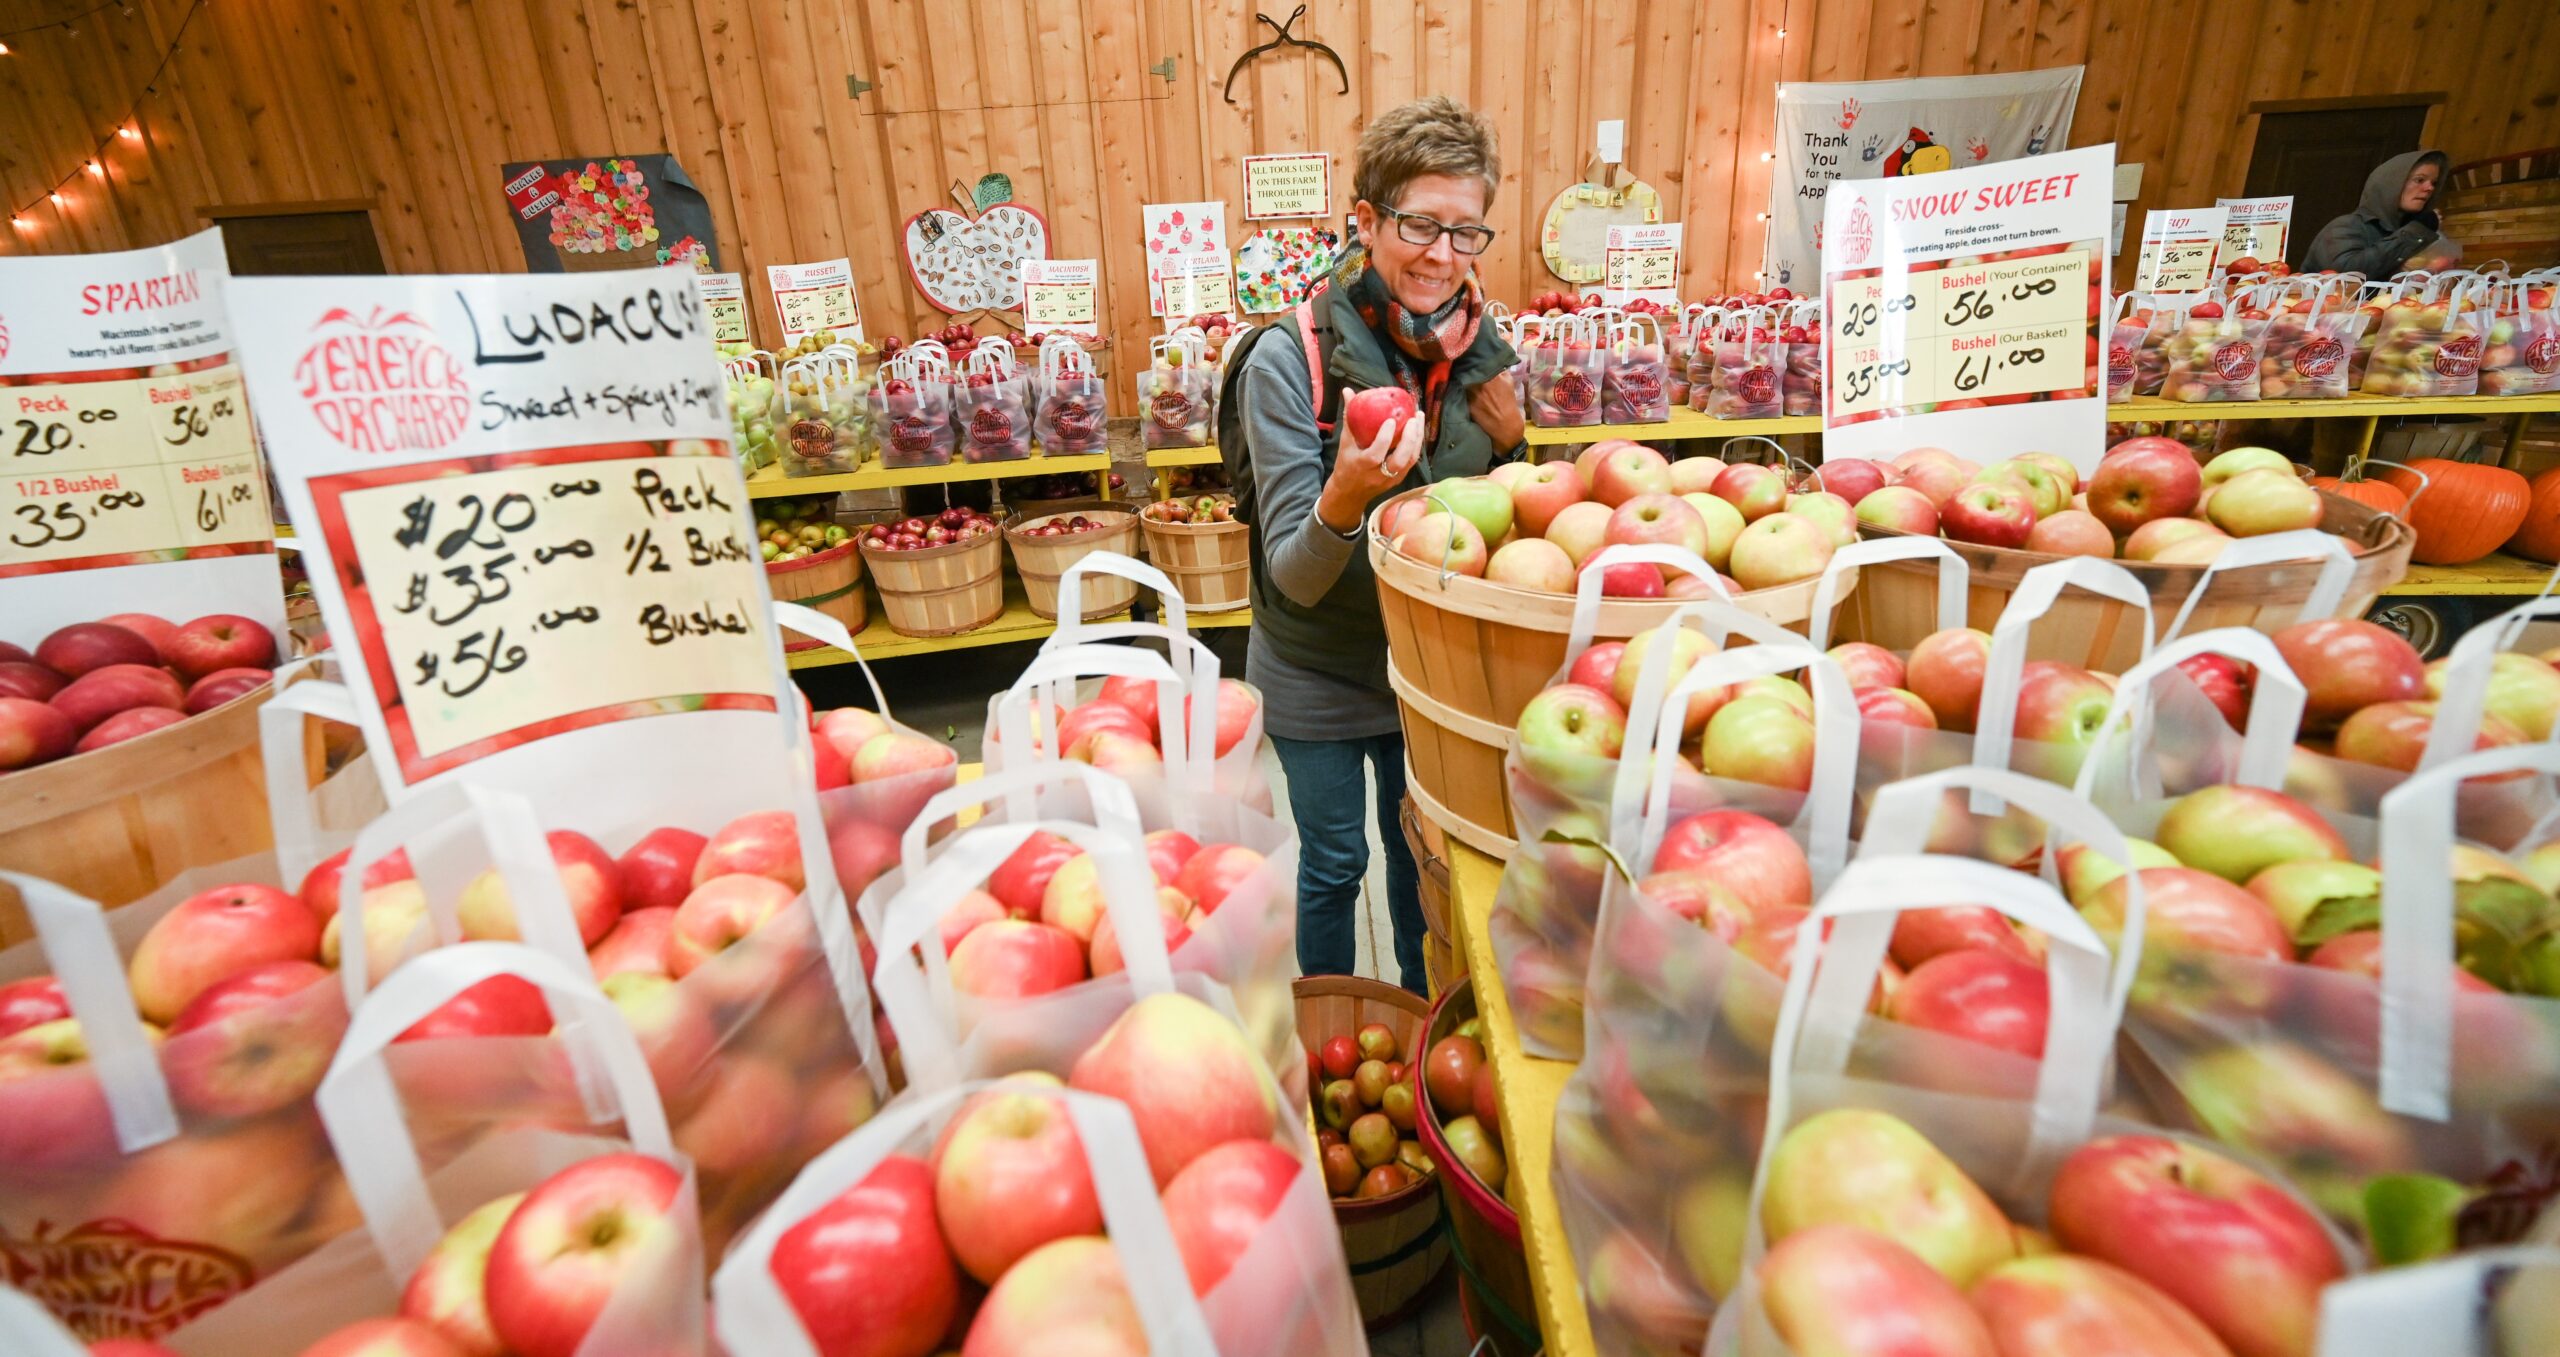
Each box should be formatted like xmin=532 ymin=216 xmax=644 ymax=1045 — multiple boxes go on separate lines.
xmin=1469 ymin=376 xmax=1526 ymax=451
xmin=1316 ymin=414 xmax=1425 ymax=534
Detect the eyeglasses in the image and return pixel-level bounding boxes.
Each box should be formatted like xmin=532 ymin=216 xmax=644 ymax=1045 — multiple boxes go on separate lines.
xmin=1375 ymin=204 xmax=1495 ymax=256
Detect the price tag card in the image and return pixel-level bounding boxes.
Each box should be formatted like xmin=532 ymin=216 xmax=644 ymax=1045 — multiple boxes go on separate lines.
xmin=230 ymin=267 xmax=795 ymax=806
xmin=2215 ymin=196 xmax=2293 ymax=268
xmin=1602 ymin=223 xmax=1682 ymax=306
xmin=0 ymin=227 xmax=284 ymax=647
xmin=1156 ymin=253 xmax=1236 ymax=323
xmin=2134 ymin=207 xmax=2229 ymax=296
xmin=1822 ymin=144 xmax=2113 ymax=473
xmin=1242 ymin=154 xmax=1332 ymax=219
xmin=766 ymin=258 xmax=862 ymax=346
xmin=1022 ymin=259 xmax=1100 ymax=335
xmin=699 ymin=272 xmax=750 ymax=344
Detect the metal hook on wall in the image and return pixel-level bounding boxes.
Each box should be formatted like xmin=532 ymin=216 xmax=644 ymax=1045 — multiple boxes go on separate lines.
xmin=1223 ymin=6 xmax=1349 ymax=106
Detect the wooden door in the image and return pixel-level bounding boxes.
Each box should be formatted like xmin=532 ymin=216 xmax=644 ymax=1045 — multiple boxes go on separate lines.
xmin=2244 ymin=100 xmax=2438 ymax=266
xmin=212 ymin=207 xmax=388 ymax=275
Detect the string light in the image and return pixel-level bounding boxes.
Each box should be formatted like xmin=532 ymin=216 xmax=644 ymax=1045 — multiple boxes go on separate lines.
xmin=5 ymin=0 xmax=208 ymax=229
xmin=118 ymin=126 xmax=139 ymax=141
xmin=85 ymin=161 xmax=102 ymax=177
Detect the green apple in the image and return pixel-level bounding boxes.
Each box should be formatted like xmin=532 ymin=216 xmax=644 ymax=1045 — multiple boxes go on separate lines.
xmin=2426 ymin=650 xmax=2560 ymax=741
xmin=1427 ymin=476 xmax=1515 ymax=545
xmin=2054 ymin=836 xmax=2180 ymax=908
xmin=2201 ymin=445 xmax=2296 ymax=488
xmin=2245 ymin=859 xmax=2382 ymax=944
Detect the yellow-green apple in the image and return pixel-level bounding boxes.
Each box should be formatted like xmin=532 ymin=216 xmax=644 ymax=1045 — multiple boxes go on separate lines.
xmin=1067 ymin=991 xmax=1278 ymax=1185
xmin=128 ymin=881 xmax=322 ymax=1025
xmin=50 ymin=663 xmax=184 ymax=732
xmin=1858 ymin=686 xmax=1940 ymax=728
xmin=962 ymin=1235 xmax=1144 ymax=1356
xmin=673 ymin=1053 xmax=797 ymax=1177
xmin=1941 ymin=481 xmax=2037 ymax=548
xmin=1669 ymin=454 xmax=1726 ymax=494
xmin=2124 ymin=517 xmax=2226 ymax=561
xmin=939 ymin=888 xmax=1008 ymax=956
xmin=2245 ymin=860 xmax=2380 ymax=943
xmin=1760 ymin=1225 xmax=1999 ymax=1357
xmin=2083 ymin=867 xmax=2291 ymax=961
xmin=1443 ymin=1114 xmax=1505 ymax=1189
xmin=163 ymin=960 xmax=345 ymax=1118
xmin=1394 ymin=511 xmax=1488 ymax=577
xmin=1906 ymin=629 xmax=1992 ymax=732
xmin=2153 ymin=534 xmax=2233 ymax=565
xmin=1605 ymin=493 xmax=1711 ymax=568
xmin=98 ymin=610 xmax=179 ymax=660
xmin=2018 ymin=452 xmax=2081 ymax=494
xmin=1890 ymin=906 xmax=2041 ymax=969
xmin=1889 ymin=950 xmax=2048 ymax=1057
xmin=457 ymin=830 xmax=625 ymax=947
xmin=324 ymin=880 xmax=431 ymax=983
xmin=298 ymin=844 xmax=416 ymax=927
xmin=1978 ymin=460 xmax=2070 ymax=518
xmin=2336 ymin=699 xmax=2528 ymax=773
xmin=2429 ymin=650 xmax=2560 ymax=740
xmin=1729 ymin=512 xmax=1836 ymax=590
xmin=400 ymin=1191 xmax=524 ymax=1357
xmin=1670 ymin=1171 xmax=1751 ymax=1296
xmin=2087 ymin=437 xmax=2205 ymax=534
xmin=589 ymin=906 xmax=677 ymax=981
xmin=1709 ymin=463 xmax=1788 ymax=521
xmin=1678 ymin=491 xmax=1748 ymax=569
xmin=0 ymin=696 xmax=75 ymax=768
xmin=2208 ymin=467 xmax=2323 ymax=537
xmin=989 ymin=831 xmax=1080 ymax=917
xmin=1760 ymin=1108 xmax=2014 ymax=1284
xmin=0 ymin=1017 xmax=154 ymax=1174
xmin=1144 ymin=829 xmax=1201 ymax=886
xmin=853 ymin=729 xmax=957 ymax=785
xmin=1172 ymin=843 xmax=1264 ymax=917
xmin=297 ymin=1318 xmax=471 ymax=1357
xmin=2153 ymin=785 xmax=2349 ymax=884
xmin=2519 ymin=838 xmax=2560 ymax=896
xmin=1089 ymin=890 xmax=1196 ymax=976
xmin=1485 ymin=537 xmax=1576 ymax=592
xmin=74 ymin=705 xmax=187 ymax=752
xmin=2024 ymin=508 xmax=2113 ymax=557
xmin=1856 ymin=484 xmax=1941 ymax=535
xmin=165 ymin=613 xmax=277 ymax=681
xmin=1349 ymin=1110 xmax=1397 ymax=1168
xmin=1786 ymin=490 xmax=1858 ymax=548
xmin=1428 ymin=475 xmax=1515 ymax=544
xmin=2201 ymin=445 xmax=2295 ymax=488
xmin=1830 ymin=642 xmax=1906 ymax=691
xmin=2054 ymin=837 xmax=2180 ymax=908
xmin=1512 ymin=683 xmax=1626 ymax=794
xmin=1590 ymin=444 xmax=1676 ymax=507
xmin=1039 ymin=853 xmax=1111 ymax=943
xmin=1488 ymin=460 xmax=1535 ymax=490
xmin=2272 ymin=618 xmax=2425 ymax=727
xmin=2047 ymin=1134 xmax=2342 ymax=1357
xmin=1804 ymin=456 xmax=1892 ymax=505
xmin=182 ymin=666 xmax=271 ymax=714
xmin=1162 ymin=1131 xmax=1300 ymax=1290
xmin=614 ymin=827 xmax=706 ymax=913
xmin=34 ymin=620 xmax=157 ymax=676
xmin=484 ymin=1152 xmax=686 ymax=1357
xmin=2177 ymin=1041 xmax=2414 ymax=1217
xmin=1544 ymin=499 xmax=1615 ymax=566
xmin=1613 ymin=623 xmax=1720 ymax=734
xmin=93 ymin=1114 xmax=324 ymax=1259
xmin=1891 ymin=449 xmax=1979 ymax=509
xmin=600 ymin=971 xmax=719 ymax=1094
xmin=1652 ymin=809 xmax=1811 ymax=914
xmin=947 ymin=919 xmax=1086 ymax=999
xmin=1968 ymin=1255 xmax=2234 ymax=1357
xmin=666 ymin=872 xmax=795 ymax=978
xmin=772 ymin=1153 xmax=958 ymax=1357
xmin=815 ymin=704 xmax=891 ymax=759
xmin=1699 ymin=694 xmax=1816 ymax=791
xmin=0 ymin=975 xmax=68 ymax=1040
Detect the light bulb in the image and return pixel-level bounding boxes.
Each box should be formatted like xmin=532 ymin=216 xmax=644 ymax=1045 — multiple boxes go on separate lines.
xmin=120 ymin=126 xmax=140 ymax=141
xmin=86 ymin=161 xmax=102 ymax=176
xmin=1760 ymin=152 xmax=1776 ymax=162
xmin=50 ymin=192 xmax=65 ymax=206
xmin=1756 ymin=212 xmax=1770 ymax=221
xmin=0 ymin=41 xmax=13 ymax=55
xmin=1776 ymin=27 xmax=1788 ymax=37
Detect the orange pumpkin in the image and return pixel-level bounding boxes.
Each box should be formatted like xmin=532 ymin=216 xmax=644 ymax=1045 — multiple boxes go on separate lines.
xmin=2376 ymin=458 xmax=2530 ymax=566
xmin=2507 ymin=466 xmax=2560 ymax=563
xmin=2307 ymin=473 xmax=2408 ymax=517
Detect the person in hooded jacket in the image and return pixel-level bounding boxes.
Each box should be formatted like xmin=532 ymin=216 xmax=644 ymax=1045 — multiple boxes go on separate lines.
xmin=2303 ymin=149 xmax=2455 ymax=275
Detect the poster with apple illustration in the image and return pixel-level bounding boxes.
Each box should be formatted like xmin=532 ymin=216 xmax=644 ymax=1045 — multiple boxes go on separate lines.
xmin=1820 ymin=143 xmax=2112 ymax=473
xmin=227 ymin=266 xmax=811 ymax=820
xmin=0 ymin=227 xmax=284 ymax=651
xmin=904 ymin=174 xmax=1050 ymax=315
xmin=1142 ymin=201 xmax=1230 ymax=317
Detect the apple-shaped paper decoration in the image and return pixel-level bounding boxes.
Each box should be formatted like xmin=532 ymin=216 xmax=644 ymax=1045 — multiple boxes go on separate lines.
xmin=1235 ymin=227 xmax=1339 ymax=314
xmin=904 ymin=174 xmax=1051 ymax=315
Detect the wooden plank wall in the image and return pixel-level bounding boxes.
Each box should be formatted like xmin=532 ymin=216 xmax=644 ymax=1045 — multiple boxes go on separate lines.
xmin=3 ymin=0 xmax=2555 ymax=356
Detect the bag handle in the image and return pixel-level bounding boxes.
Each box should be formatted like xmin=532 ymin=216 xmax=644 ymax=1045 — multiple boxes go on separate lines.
xmin=335 ymin=780 xmax=593 ymax=1013
xmin=871 ymin=818 xmax=1169 ymax=1093
xmin=2417 ymin=593 xmax=2560 ymax=773
xmin=1804 ymin=536 xmax=1969 ymax=651
xmin=2376 ymin=742 xmax=2560 ymax=1120
xmin=260 ymin=661 xmax=362 ymax=890
xmin=0 ymin=871 xmax=179 ymax=1157
xmin=0 ymin=1287 xmax=88 ymax=1356
xmin=713 ymin=1083 xmax=1222 ymax=1357
xmin=2072 ymin=627 xmax=2306 ymax=806
xmin=1558 ymin=543 xmax=1731 ymax=665
xmin=317 ymin=942 xmax=676 ymax=1280
xmin=773 ymin=600 xmax=891 ymax=720
xmin=1052 ymin=550 xmax=1191 ymax=646
xmin=2315 ymin=1246 xmax=2560 ymax=1357
xmin=989 ymin=642 xmax=1209 ymax=810
xmin=890 ymin=759 xmax=1147 ymax=895
xmin=1970 ymin=558 xmax=2156 ymax=813
xmin=2158 ymin=528 xmax=2355 ymax=644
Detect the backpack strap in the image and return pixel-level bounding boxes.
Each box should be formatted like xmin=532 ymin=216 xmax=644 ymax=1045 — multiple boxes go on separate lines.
xmin=1296 ymin=292 xmax=1342 ymax=438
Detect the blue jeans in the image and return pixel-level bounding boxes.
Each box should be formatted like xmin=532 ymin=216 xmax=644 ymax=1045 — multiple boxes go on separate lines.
xmin=1270 ymin=731 xmax=1425 ymax=995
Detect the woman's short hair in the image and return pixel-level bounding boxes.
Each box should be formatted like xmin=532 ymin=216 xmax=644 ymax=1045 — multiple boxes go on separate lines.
xmin=1353 ymin=97 xmax=1501 ymax=213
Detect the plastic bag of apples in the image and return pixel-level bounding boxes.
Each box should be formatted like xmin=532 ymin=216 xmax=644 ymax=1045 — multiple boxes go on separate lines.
xmin=955 ymin=339 xmax=1035 ymax=464
xmin=858 ymin=759 xmax=1306 ymax=1109
xmin=2258 ymin=276 xmax=2371 ymax=400
xmin=1486 ymin=545 xmax=1859 ymax=1059
xmin=2362 ymin=271 xmax=2491 ymax=398
xmin=1701 ymin=306 xmax=1785 ymax=420
xmin=1032 ymin=335 xmax=1112 ymax=454
xmin=2102 ymin=291 xmax=2152 ymax=402
xmin=869 ymin=345 xmax=959 ymax=469
xmin=2481 ymin=274 xmax=2560 ymax=397
xmin=1695 ymin=835 xmax=2358 ymax=1357
xmin=1601 ymin=312 xmax=1672 ymax=424
xmin=2158 ymin=284 xmax=2275 ymax=403
xmin=163 ymin=944 xmax=714 ymax=1357
xmin=1140 ymin=332 xmax=1215 ymax=451
xmin=1529 ymin=312 xmax=1607 ymax=427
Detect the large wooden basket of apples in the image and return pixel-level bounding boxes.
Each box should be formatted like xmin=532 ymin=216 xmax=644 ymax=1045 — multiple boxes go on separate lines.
xmin=858 ymin=506 xmax=1005 ymax=637
xmin=1003 ymin=499 xmax=1141 ymax=621
xmin=1830 ymin=438 xmax=2413 ymax=673
xmin=1367 ymin=436 xmax=1848 ymax=857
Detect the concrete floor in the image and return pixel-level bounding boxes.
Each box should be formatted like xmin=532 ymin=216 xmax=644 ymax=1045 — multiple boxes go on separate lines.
xmin=800 ymin=633 xmax=1477 ymax=1355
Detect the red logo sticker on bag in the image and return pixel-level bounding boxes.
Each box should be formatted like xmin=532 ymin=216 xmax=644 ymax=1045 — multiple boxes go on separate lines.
xmin=1740 ymin=365 xmax=1778 ymax=404
xmin=2527 ymin=333 xmax=2560 ymax=375
xmin=2435 ymin=332 xmax=2481 ymax=378
xmin=2293 ymin=336 xmax=2345 ymax=379
xmin=2107 ymin=341 xmax=2134 ymax=372
xmin=1 ymin=1218 xmax=255 ymax=1341
xmin=293 ymin=307 xmax=472 ymax=454
xmin=2211 ymin=342 xmax=2255 ymax=383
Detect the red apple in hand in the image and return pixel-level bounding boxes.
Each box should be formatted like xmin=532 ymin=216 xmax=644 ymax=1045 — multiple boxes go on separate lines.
xmin=484 ymin=1152 xmax=686 ymax=1357
xmin=1161 ymin=1138 xmax=1302 ymax=1296
xmin=617 ymin=826 xmax=708 ymax=912
xmin=774 ymin=1153 xmax=959 ymax=1357
xmin=128 ymin=882 xmax=322 ymax=1024
xmin=1889 ymin=949 xmax=2049 ymax=1057
xmin=166 ymin=613 xmax=278 ymax=681
xmin=1343 ymin=386 xmax=1417 ymax=448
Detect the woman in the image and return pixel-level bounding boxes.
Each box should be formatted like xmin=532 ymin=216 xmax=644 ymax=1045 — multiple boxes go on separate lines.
xmin=1230 ymin=96 xmax=1522 ymax=994
xmin=2303 ymin=149 xmax=2454 ymax=275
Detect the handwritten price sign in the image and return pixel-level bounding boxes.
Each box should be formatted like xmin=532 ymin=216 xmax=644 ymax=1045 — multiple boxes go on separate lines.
xmin=1603 ymin=223 xmax=1682 ymax=306
xmin=1157 ymin=256 xmax=1235 ymax=320
xmin=1022 ymin=259 xmax=1100 ymax=335
xmin=313 ymin=443 xmax=774 ymax=781
xmin=767 ymin=259 xmax=862 ymax=346
xmin=699 ymin=273 xmax=749 ymax=345
xmin=1 ymin=362 xmax=271 ymax=572
xmin=1827 ymin=249 xmax=2094 ymax=417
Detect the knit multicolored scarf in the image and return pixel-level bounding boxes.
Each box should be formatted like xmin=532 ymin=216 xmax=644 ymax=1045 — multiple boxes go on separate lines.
xmin=1337 ymin=248 xmax=1485 ymax=442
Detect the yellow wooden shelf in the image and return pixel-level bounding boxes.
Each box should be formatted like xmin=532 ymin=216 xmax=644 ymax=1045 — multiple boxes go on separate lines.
xmin=782 ymin=581 xmax=1247 ymax=665
xmin=1144 ymin=444 xmax=1224 ymax=468
xmin=1451 ymin=840 xmax=1597 ymax=1357
xmin=746 ymin=452 xmax=1111 ymax=499
xmin=2383 ymin=551 xmax=2557 ymax=597
xmin=1524 ymin=405 xmax=1820 ymax=447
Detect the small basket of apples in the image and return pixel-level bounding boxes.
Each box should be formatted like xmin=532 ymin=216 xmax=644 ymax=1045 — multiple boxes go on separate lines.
xmin=858 ymin=506 xmax=1007 ymax=637
xmin=1003 ymin=500 xmax=1142 ymax=621
xmin=760 ymin=496 xmax=866 ymax=636
xmin=1293 ymin=974 xmax=1450 ymax=1322
xmin=1138 ymin=493 xmax=1248 ymax=610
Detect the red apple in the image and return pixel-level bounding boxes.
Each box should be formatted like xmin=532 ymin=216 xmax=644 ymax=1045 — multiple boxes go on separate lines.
xmin=1652 ymin=809 xmax=1810 ymax=914
xmin=1828 ymin=641 xmax=1906 ymax=691
xmin=947 ymin=919 xmax=1087 ymax=998
xmin=829 ymin=815 xmax=899 ymax=898
xmin=1056 ymin=700 xmax=1151 ymax=758
xmin=163 ymin=958 xmax=343 ymax=1118
xmin=1940 ymin=481 xmax=2037 ymax=548
xmin=1568 ymin=640 xmax=1627 ymax=695
xmin=183 ymin=666 xmax=272 ymax=714
xmin=1343 ymin=385 xmax=1418 ymax=448
xmin=673 ymin=1053 xmax=796 ymax=1176
xmin=1067 ymin=991 xmax=1279 ymax=1185
xmin=693 ymin=809 xmax=804 ymax=891
xmin=1089 ymin=896 xmax=1194 ymax=976
xmin=814 ymin=706 xmax=892 ymax=763
xmin=940 ymin=888 xmax=1009 ymax=955
xmin=49 ymin=663 xmax=183 ymax=733
xmin=2023 ymin=508 xmax=2113 ymax=558
xmin=1857 ymin=686 xmax=1939 ymax=729
xmin=98 ymin=611 xmax=180 ymax=661
xmin=298 ymin=845 xmax=417 ymax=927
xmin=617 ymin=827 xmax=708 ymax=913
xmin=400 ymin=1191 xmax=523 ymax=1357
xmin=0 ymin=975 xmax=69 ymax=1040
xmin=1889 ymin=906 xmax=2040 ymax=969
xmin=0 ymin=695 xmax=77 ymax=768
xmin=0 ymin=1017 xmax=132 ymax=1174
xmin=2086 ymin=437 xmax=2204 ymax=535
xmin=666 ymin=872 xmax=796 ymax=977
xmin=1190 ymin=677 xmax=1260 ymax=757
xmin=1856 ymin=484 xmax=1941 ymax=535
xmin=1485 ymin=537 xmax=1576 ymax=592
xmin=2271 ymin=618 xmax=2424 ymax=728
xmin=396 ymin=974 xmax=550 ymax=1042
xmin=933 ymin=1082 xmax=1104 ymax=1283
xmin=1978 ymin=460 xmax=2070 ymax=519
xmin=128 ymin=881 xmax=322 ymax=1025
xmin=1174 ymin=843 xmax=1266 ymax=917
xmin=1890 ymin=448 xmax=1978 ymax=508
xmin=2179 ymin=653 xmax=2251 ymax=729
xmin=1097 ymin=672 xmax=1172 ymax=736
xmin=1906 ymin=629 xmax=1993 ymax=732
xmin=1144 ymin=829 xmax=1202 ymax=886
xmin=1161 ymin=1138 xmax=1301 ymax=1296
xmin=772 ymin=1153 xmax=959 ymax=1357
xmin=2012 ymin=661 xmax=2115 ymax=779
xmin=75 ymin=705 xmax=187 ymax=752
xmin=589 ymin=906 xmax=677 ymax=981
xmin=483 ymin=1152 xmax=687 ymax=1357
xmin=852 ymin=729 xmax=957 ymax=784
xmin=2335 ymin=700 xmax=2527 ymax=774
xmin=1970 ymin=1255 xmax=2234 ymax=1357
xmin=988 ymin=831 xmax=1081 ymax=917
xmin=0 ymin=660 xmax=68 ymax=701
xmin=296 ymin=1318 xmax=470 ymax=1357
xmin=1603 ymin=493 xmax=1710 ymax=566
xmin=34 ymin=621 xmax=157 ymax=677
xmin=457 ymin=830 xmax=625 ymax=948
xmin=1509 ymin=461 xmax=1587 ymax=539
xmin=962 ymin=1236 xmax=1145 ymax=1356
xmin=1709 ymin=462 xmax=1788 ymax=521
xmin=1803 ymin=457 xmax=1889 ymax=505
xmin=1584 ymin=559 xmax=1664 ymax=597
xmin=1589 ymin=444 xmax=1676 ymax=507
xmin=165 ymin=613 xmax=278 ymax=681
xmin=1889 ymin=949 xmax=2049 ymax=1057
xmin=2081 ymin=867 xmax=2292 ymax=961
xmin=1759 ymin=1225 xmax=1997 ymax=1357
xmin=1544 ymin=499 xmax=1615 ymax=566
xmin=1395 ymin=512 xmax=1488 ymax=577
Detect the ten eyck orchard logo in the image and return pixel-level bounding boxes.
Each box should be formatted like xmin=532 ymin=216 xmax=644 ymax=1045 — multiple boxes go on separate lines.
xmin=2435 ymin=332 xmax=2481 ymax=380
xmin=293 ymin=306 xmax=474 ymax=453
xmin=1838 ymin=201 xmax=1876 ymax=269
xmin=2293 ymin=335 xmax=2345 ymax=379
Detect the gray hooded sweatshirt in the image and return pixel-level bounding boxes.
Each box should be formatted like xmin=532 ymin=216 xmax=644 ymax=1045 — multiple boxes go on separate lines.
xmin=2302 ymin=149 xmax=2449 ymax=275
